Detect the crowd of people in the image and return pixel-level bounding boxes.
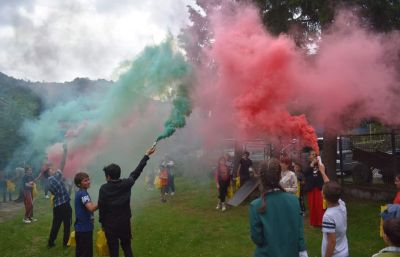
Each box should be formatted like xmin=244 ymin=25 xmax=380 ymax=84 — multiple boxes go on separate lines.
xmin=2 ymin=144 xmax=400 ymax=257
xmin=214 ymin=150 xmax=400 ymax=257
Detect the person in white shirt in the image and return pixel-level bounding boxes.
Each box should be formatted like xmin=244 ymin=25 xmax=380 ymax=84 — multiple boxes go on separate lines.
xmin=279 ymin=157 xmax=298 ymax=194
xmin=321 ymin=180 xmax=349 ymax=257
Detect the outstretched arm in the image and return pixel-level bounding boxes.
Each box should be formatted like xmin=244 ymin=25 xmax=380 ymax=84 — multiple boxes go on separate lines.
xmin=60 ymin=143 xmax=68 ymax=172
xmin=128 ymin=145 xmax=156 ymax=183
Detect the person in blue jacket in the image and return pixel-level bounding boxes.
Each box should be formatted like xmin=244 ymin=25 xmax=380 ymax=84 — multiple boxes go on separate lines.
xmin=249 ymin=158 xmax=308 ymax=257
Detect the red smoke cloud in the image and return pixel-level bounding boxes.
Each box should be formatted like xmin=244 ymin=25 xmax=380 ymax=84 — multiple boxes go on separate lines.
xmin=192 ymin=3 xmax=400 ymax=153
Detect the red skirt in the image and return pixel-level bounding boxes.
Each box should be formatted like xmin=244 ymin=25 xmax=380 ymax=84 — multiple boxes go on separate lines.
xmin=307 ymin=188 xmax=324 ymax=226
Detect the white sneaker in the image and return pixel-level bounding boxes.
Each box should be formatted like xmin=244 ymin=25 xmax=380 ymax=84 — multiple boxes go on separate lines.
xmin=45 ymin=195 xmax=50 ymax=199
xmin=170 ymin=192 xmax=175 ymax=196
xmin=216 ymin=203 xmax=221 ymax=210
xmin=29 ymin=218 xmax=37 ymax=222
xmin=221 ymin=203 xmax=226 ymax=212
xmin=23 ymin=218 xmax=31 ymax=224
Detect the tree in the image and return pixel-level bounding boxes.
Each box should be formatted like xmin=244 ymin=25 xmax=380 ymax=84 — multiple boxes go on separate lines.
xmin=249 ymin=0 xmax=400 ymax=178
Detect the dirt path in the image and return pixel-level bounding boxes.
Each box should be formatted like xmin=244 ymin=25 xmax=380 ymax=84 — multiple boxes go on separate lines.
xmin=0 ymin=201 xmax=23 ymax=223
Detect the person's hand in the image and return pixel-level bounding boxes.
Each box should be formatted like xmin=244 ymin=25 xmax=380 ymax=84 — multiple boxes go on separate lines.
xmin=145 ymin=145 xmax=156 ymax=156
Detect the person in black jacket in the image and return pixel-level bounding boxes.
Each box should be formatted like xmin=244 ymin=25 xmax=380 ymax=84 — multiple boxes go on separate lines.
xmin=98 ymin=145 xmax=156 ymax=257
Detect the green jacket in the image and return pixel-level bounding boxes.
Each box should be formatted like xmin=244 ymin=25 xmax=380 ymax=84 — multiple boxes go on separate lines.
xmin=249 ymin=191 xmax=306 ymax=257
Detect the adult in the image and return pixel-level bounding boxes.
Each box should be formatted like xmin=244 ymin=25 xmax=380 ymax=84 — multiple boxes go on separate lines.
xmin=98 ymin=145 xmax=156 ymax=257
xmin=47 ymin=163 xmax=72 ymax=248
xmin=249 ymin=158 xmax=308 ymax=257
xmin=236 ymin=151 xmax=253 ymax=187
xmin=303 ymin=150 xmax=325 ymax=226
xmin=279 ymin=157 xmax=298 ymax=194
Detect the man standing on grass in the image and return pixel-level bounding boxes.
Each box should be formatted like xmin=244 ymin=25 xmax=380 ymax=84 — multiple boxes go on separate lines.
xmin=98 ymin=145 xmax=156 ymax=257
xmin=47 ymin=163 xmax=72 ymax=248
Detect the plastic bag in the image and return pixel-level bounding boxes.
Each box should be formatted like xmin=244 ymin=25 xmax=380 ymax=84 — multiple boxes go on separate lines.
xmin=154 ymin=175 xmax=161 ymax=189
xmin=6 ymin=180 xmax=15 ymax=192
xmin=67 ymin=231 xmax=76 ymax=247
xmin=96 ymin=229 xmax=109 ymax=256
xmin=380 ymin=205 xmax=388 ymax=237
xmin=50 ymin=194 xmax=54 ymax=208
xmin=32 ymin=183 xmax=38 ymax=198
xmin=235 ymin=177 xmax=240 ymax=188
xmin=227 ymin=184 xmax=234 ymax=199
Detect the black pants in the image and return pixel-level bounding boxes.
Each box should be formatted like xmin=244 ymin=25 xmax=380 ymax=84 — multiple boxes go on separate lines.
xmin=218 ymin=179 xmax=230 ymax=202
xmin=104 ymin=224 xmax=133 ymax=257
xmin=48 ymin=202 xmax=72 ymax=246
xmin=76 ymin=231 xmax=93 ymax=257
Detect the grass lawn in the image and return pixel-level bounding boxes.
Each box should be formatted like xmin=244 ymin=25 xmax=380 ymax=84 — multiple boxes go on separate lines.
xmin=0 ymin=177 xmax=386 ymax=257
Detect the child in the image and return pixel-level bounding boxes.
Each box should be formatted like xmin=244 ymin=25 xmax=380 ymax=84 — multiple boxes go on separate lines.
xmin=215 ymin=156 xmax=231 ymax=212
xmin=98 ymin=145 xmax=155 ymax=257
xmin=74 ymin=172 xmax=98 ymax=257
xmin=373 ymin=218 xmax=400 ymax=256
xmin=321 ymin=181 xmax=348 ymax=257
xmin=294 ymin=162 xmax=306 ymax=215
xmin=22 ymin=166 xmax=35 ymax=224
xmin=159 ymin=165 xmax=169 ymax=203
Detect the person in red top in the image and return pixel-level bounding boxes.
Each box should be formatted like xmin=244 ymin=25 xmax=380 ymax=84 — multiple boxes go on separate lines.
xmin=393 ymin=174 xmax=400 ymax=204
xmin=215 ymin=156 xmax=231 ymax=212
xmin=159 ymin=165 xmax=169 ymax=203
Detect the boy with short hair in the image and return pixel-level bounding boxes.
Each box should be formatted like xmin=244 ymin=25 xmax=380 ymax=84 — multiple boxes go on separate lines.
xmin=372 ymin=218 xmax=400 ymax=256
xmin=321 ymin=181 xmax=349 ymax=257
xmin=98 ymin=145 xmax=156 ymax=257
xmin=74 ymin=172 xmax=98 ymax=257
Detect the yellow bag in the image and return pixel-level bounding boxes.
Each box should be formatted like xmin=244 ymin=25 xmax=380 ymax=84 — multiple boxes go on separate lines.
xmin=154 ymin=175 xmax=161 ymax=189
xmin=32 ymin=183 xmax=38 ymax=198
xmin=227 ymin=184 xmax=234 ymax=199
xmin=6 ymin=180 xmax=15 ymax=192
xmin=96 ymin=229 xmax=109 ymax=256
xmin=235 ymin=177 xmax=240 ymax=188
xmin=67 ymin=231 xmax=76 ymax=247
xmin=380 ymin=205 xmax=387 ymax=237
xmin=323 ymin=198 xmax=327 ymax=210
xmin=295 ymin=182 xmax=301 ymax=198
xmin=50 ymin=194 xmax=55 ymax=208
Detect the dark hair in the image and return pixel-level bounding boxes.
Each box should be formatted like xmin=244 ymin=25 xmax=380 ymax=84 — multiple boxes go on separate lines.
xmin=243 ymin=151 xmax=250 ymax=157
xmin=323 ymin=181 xmax=341 ymax=203
xmin=280 ymin=156 xmax=292 ymax=166
xmin=258 ymin=158 xmax=285 ymax=213
xmin=103 ymin=163 xmax=121 ymax=180
xmin=383 ymin=218 xmax=400 ymax=246
xmin=74 ymin=172 xmax=89 ymax=187
xmin=24 ymin=166 xmax=32 ymax=172
xmin=293 ymin=162 xmax=303 ymax=171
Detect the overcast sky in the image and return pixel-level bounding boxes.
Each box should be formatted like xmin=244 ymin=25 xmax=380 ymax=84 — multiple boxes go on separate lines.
xmin=0 ymin=0 xmax=195 ymax=82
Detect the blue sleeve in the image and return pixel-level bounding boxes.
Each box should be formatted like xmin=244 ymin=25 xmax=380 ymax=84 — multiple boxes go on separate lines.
xmin=80 ymin=191 xmax=91 ymax=205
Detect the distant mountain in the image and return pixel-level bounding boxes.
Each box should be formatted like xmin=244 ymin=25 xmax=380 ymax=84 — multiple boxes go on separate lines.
xmin=0 ymin=71 xmax=112 ymax=169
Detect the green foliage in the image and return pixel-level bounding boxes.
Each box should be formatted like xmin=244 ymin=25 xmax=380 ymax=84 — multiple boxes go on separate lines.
xmin=0 ymin=74 xmax=42 ymax=169
xmin=252 ymin=0 xmax=400 ymax=36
